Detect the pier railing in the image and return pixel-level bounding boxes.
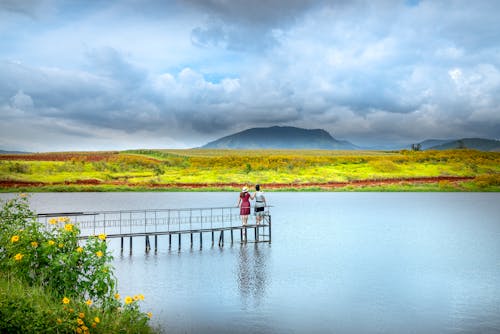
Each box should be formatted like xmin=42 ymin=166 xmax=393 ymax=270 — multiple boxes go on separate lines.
xmin=36 ymin=206 xmax=271 ymax=251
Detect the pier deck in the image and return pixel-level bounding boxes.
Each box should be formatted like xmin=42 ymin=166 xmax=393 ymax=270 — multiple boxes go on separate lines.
xmin=37 ymin=206 xmax=271 ymax=252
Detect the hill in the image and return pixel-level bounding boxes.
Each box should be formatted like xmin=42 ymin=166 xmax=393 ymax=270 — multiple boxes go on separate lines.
xmin=417 ymin=139 xmax=455 ymax=150
xmin=201 ymin=126 xmax=358 ymax=149
xmin=0 ymin=150 xmax=28 ymax=154
xmin=427 ymin=138 xmax=500 ymax=151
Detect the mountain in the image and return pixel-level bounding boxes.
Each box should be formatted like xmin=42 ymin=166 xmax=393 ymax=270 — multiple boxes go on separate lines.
xmin=417 ymin=139 xmax=455 ymax=150
xmin=427 ymin=138 xmax=500 ymax=151
xmin=0 ymin=150 xmax=27 ymax=154
xmin=201 ymin=126 xmax=358 ymax=149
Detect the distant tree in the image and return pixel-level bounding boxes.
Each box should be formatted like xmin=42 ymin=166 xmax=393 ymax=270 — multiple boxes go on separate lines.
xmin=244 ymin=163 xmax=252 ymax=174
xmin=457 ymin=140 xmax=466 ymax=149
xmin=411 ymin=143 xmax=422 ymax=151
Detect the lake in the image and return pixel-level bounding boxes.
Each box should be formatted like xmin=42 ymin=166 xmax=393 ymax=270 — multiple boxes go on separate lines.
xmin=2 ymin=192 xmax=500 ymax=333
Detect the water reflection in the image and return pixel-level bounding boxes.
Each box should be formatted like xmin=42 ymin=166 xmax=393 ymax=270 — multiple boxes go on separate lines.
xmin=237 ymin=244 xmax=270 ymax=309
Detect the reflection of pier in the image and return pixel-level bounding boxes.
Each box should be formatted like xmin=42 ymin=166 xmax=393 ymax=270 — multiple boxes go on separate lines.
xmin=37 ymin=206 xmax=271 ymax=253
xmin=237 ymin=244 xmax=269 ymax=308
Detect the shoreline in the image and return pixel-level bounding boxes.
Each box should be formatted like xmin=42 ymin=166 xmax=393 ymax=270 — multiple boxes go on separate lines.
xmin=2 ymin=176 xmax=497 ymax=192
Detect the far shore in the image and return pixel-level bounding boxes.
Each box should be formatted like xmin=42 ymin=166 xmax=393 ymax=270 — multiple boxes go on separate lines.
xmin=1 ymin=149 xmax=499 ymax=192
xmin=1 ymin=175 xmax=493 ymax=192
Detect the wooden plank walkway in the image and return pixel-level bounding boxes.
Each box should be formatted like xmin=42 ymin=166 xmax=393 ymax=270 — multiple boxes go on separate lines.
xmin=37 ymin=206 xmax=271 ymax=253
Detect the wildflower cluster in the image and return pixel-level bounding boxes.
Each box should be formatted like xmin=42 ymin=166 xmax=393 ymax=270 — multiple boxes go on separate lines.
xmin=0 ymin=196 xmax=115 ymax=304
xmin=58 ymin=296 xmax=104 ymax=334
xmin=54 ymin=293 xmax=151 ymax=333
xmin=0 ymin=196 xmax=154 ymax=333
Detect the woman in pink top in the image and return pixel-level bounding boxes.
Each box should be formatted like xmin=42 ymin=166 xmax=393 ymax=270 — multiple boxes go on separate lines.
xmin=237 ymin=186 xmax=251 ymax=226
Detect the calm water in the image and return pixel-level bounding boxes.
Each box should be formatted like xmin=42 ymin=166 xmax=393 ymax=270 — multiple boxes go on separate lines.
xmin=2 ymin=192 xmax=500 ymax=334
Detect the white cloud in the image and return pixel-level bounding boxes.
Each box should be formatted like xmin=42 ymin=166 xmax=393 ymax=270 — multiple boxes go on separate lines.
xmin=10 ymin=90 xmax=34 ymax=110
xmin=1 ymin=1 xmax=500 ymax=150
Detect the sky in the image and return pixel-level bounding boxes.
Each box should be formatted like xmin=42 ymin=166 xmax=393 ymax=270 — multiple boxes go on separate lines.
xmin=0 ymin=0 xmax=499 ymax=151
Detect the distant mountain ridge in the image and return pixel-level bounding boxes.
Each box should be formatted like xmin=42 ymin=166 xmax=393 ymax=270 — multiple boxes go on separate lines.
xmin=422 ymin=138 xmax=500 ymax=151
xmin=202 ymin=126 xmax=358 ymax=150
xmin=0 ymin=150 xmax=27 ymax=154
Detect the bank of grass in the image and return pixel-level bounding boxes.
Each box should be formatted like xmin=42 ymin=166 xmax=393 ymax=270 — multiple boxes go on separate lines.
xmin=0 ymin=196 xmax=158 ymax=333
xmin=0 ymin=274 xmax=157 ymax=333
xmin=1 ymin=148 xmax=499 ymax=191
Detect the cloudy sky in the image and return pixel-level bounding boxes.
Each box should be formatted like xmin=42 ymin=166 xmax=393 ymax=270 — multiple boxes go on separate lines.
xmin=1 ymin=0 xmax=499 ymax=151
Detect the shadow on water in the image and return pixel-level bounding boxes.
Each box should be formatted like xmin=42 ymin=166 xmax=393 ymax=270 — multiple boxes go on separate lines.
xmin=237 ymin=243 xmax=270 ymax=310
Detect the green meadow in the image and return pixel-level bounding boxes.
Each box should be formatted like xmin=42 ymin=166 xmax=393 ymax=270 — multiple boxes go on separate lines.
xmin=0 ymin=149 xmax=499 ymax=191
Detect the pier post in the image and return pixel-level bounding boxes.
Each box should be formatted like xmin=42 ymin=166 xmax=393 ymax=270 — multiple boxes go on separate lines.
xmin=199 ymin=232 xmax=203 ymax=249
xmin=178 ymin=234 xmax=181 ymax=250
xmin=218 ymin=231 xmax=224 ymax=247
xmin=269 ymin=215 xmax=272 ymax=243
xmin=154 ymin=235 xmax=158 ymax=253
xmin=145 ymin=236 xmax=150 ymax=253
xmin=169 ymin=234 xmax=172 ymax=249
xmin=231 ymin=229 xmax=234 ymax=244
xmin=120 ymin=237 xmax=124 ymax=253
xmin=190 ymin=233 xmax=193 ymax=248
xmin=129 ymin=237 xmax=132 ymax=255
xmin=211 ymin=231 xmax=214 ymax=246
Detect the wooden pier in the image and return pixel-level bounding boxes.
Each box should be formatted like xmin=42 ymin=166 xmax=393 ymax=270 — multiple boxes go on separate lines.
xmin=37 ymin=206 xmax=271 ymax=253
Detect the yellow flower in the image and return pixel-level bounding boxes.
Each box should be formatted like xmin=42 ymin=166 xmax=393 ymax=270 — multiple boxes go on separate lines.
xmin=49 ymin=218 xmax=57 ymax=225
xmin=31 ymin=241 xmax=38 ymax=248
xmin=114 ymin=293 xmax=120 ymax=300
xmin=69 ymin=308 xmax=74 ymax=313
xmin=134 ymin=294 xmax=145 ymax=301
xmin=85 ymin=299 xmax=92 ymax=306
xmin=57 ymin=217 xmax=66 ymax=222
xmin=98 ymin=233 xmax=106 ymax=240
xmin=11 ymin=235 xmax=19 ymax=243
xmin=64 ymin=223 xmax=74 ymax=232
xmin=58 ymin=243 xmax=64 ymax=248
xmin=147 ymin=312 xmax=152 ymax=318
xmin=56 ymin=318 xmax=62 ymax=324
xmin=19 ymin=193 xmax=27 ymax=198
xmin=76 ymin=247 xmax=83 ymax=253
xmin=14 ymin=253 xmax=23 ymax=261
xmin=81 ymin=325 xmax=88 ymax=331
xmin=94 ymin=317 xmax=100 ymax=324
xmin=48 ymin=240 xmax=55 ymax=246
xmin=76 ymin=327 xmax=82 ymax=334
xmin=78 ymin=312 xmax=85 ymax=319
xmin=76 ymin=318 xmax=84 ymax=325
xmin=91 ymin=323 xmax=96 ymax=328
xmin=62 ymin=297 xmax=70 ymax=304
xmin=95 ymin=251 xmax=103 ymax=258
xmin=124 ymin=296 xmax=133 ymax=305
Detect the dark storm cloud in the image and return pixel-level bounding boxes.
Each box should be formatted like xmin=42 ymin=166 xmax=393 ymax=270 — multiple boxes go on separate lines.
xmin=185 ymin=0 xmax=320 ymax=25
xmin=188 ymin=0 xmax=324 ymax=51
xmin=0 ymin=55 xmax=169 ymax=135
xmin=0 ymin=0 xmax=53 ymax=18
xmin=1 ymin=0 xmax=500 ymax=151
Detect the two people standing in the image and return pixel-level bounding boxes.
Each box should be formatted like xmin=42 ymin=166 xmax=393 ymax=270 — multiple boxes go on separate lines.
xmin=237 ymin=184 xmax=266 ymax=226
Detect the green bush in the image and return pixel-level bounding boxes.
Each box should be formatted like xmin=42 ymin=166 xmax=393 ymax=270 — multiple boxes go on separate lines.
xmin=0 ymin=196 xmax=115 ymax=304
xmin=0 ymin=196 xmax=155 ymax=333
xmin=0 ymin=274 xmax=154 ymax=333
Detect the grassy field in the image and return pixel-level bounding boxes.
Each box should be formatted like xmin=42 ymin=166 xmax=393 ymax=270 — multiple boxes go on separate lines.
xmin=0 ymin=149 xmax=499 ymax=191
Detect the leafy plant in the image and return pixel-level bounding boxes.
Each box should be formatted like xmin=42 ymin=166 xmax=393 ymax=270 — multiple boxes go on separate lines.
xmin=0 ymin=196 xmax=155 ymax=333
